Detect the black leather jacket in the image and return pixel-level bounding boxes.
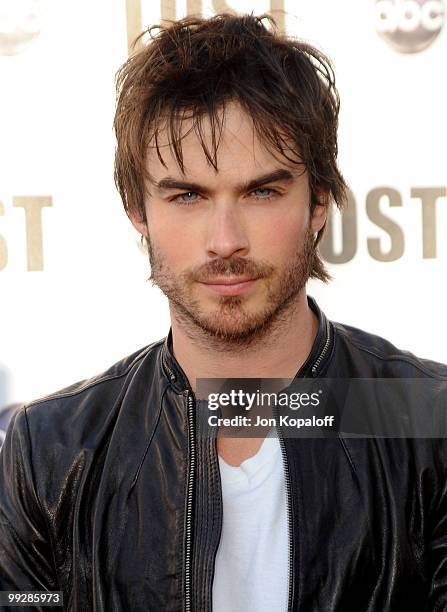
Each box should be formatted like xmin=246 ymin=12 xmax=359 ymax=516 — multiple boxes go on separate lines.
xmin=1 ymin=296 xmax=447 ymax=612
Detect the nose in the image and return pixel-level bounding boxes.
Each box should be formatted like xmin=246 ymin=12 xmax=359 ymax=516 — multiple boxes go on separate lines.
xmin=205 ymin=200 xmax=250 ymax=259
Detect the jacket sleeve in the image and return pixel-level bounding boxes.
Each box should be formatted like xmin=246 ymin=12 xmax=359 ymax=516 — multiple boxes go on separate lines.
xmin=0 ymin=406 xmax=60 ymax=609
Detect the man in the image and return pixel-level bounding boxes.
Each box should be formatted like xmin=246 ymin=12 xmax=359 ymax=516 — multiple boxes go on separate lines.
xmin=1 ymin=13 xmax=447 ymax=612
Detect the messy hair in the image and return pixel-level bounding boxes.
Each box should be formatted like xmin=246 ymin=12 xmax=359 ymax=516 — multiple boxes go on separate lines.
xmin=114 ymin=13 xmax=347 ymax=282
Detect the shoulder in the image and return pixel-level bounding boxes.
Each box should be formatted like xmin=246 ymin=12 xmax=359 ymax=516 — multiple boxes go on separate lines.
xmin=23 ymin=338 xmax=166 ymax=438
xmin=329 ymin=321 xmax=447 ymax=472
xmin=0 ymin=339 xmax=167 ymax=522
xmin=331 ymin=319 xmax=447 ymax=380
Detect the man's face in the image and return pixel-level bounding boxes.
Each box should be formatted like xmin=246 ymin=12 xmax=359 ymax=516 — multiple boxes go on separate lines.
xmin=130 ymin=103 xmax=327 ymax=347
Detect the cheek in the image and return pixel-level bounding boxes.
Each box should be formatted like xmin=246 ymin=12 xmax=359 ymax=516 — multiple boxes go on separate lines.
xmin=148 ymin=209 xmax=199 ymax=269
xmin=252 ymin=206 xmax=309 ymax=255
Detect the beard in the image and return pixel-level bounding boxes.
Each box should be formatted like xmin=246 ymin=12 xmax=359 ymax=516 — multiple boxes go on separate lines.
xmin=147 ymin=224 xmax=317 ymax=351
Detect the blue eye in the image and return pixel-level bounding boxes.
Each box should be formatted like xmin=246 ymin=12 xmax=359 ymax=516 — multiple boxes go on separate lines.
xmin=173 ymin=191 xmax=199 ymax=205
xmin=252 ymin=188 xmax=276 ymax=199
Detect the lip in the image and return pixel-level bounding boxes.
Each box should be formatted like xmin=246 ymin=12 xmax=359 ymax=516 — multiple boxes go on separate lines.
xmin=201 ymin=277 xmax=257 ymax=285
xmin=199 ymin=277 xmax=259 ymax=296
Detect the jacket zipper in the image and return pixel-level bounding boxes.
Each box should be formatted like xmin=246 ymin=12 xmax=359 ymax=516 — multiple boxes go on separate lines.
xmin=162 ymin=349 xmax=195 ymax=611
xmin=311 ymin=318 xmax=331 ymax=376
xmin=184 ymin=391 xmax=196 ymax=612
xmin=274 ymin=407 xmax=295 ymax=612
xmin=181 ymin=319 xmax=331 ymax=612
xmin=277 ymin=318 xmax=332 ymax=611
xmin=162 ymin=355 xmax=178 ymax=383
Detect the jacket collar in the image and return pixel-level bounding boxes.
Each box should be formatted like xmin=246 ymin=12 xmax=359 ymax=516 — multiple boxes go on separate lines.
xmin=161 ymin=294 xmax=334 ymax=392
xmin=297 ymin=295 xmax=333 ymax=377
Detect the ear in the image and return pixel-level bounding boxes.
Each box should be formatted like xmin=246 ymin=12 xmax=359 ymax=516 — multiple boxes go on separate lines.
xmin=310 ymin=192 xmax=329 ymax=234
xmin=128 ymin=206 xmax=149 ymax=238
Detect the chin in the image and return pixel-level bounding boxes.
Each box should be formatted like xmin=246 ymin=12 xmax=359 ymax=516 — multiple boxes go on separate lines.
xmin=198 ymin=307 xmax=272 ymax=340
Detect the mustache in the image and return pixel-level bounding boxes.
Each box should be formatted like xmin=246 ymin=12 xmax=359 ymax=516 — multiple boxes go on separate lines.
xmin=190 ymin=257 xmax=274 ymax=282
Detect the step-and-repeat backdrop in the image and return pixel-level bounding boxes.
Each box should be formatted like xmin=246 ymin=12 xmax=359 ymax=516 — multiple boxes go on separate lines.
xmin=0 ymin=0 xmax=446 ymax=409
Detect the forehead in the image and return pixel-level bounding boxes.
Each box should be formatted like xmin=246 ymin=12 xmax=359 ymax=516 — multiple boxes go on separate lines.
xmin=145 ymin=102 xmax=303 ymax=180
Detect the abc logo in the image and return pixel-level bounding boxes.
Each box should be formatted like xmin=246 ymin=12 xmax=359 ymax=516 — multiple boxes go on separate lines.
xmin=374 ymin=0 xmax=445 ymax=52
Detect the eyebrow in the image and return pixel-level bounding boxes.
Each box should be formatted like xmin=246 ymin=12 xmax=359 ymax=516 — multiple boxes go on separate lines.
xmin=152 ymin=169 xmax=298 ymax=195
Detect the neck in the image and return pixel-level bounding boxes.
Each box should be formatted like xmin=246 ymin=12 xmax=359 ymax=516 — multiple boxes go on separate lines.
xmin=169 ymin=291 xmax=319 ymax=393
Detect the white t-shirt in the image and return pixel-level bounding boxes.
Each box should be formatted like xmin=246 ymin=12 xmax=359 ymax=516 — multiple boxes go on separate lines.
xmin=212 ymin=433 xmax=289 ymax=612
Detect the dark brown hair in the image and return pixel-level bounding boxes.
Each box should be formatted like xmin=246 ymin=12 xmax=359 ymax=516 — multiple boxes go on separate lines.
xmin=114 ymin=13 xmax=347 ymax=282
